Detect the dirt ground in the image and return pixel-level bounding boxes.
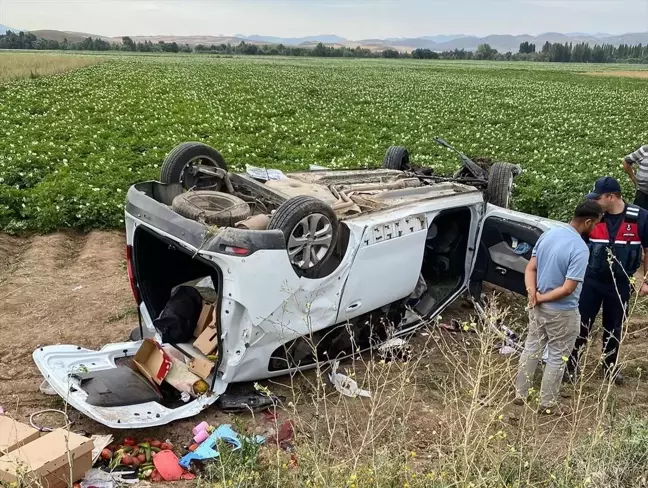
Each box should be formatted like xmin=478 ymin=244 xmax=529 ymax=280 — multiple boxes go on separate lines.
xmin=2 ymin=230 xmax=648 ymax=484
xmin=585 ymin=70 xmax=648 ymax=79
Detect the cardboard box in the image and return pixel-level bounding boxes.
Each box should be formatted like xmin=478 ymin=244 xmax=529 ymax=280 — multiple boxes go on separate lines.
xmin=133 ymin=338 xmax=173 ymax=385
xmin=189 ymin=357 xmax=215 ymax=380
xmin=0 ymin=417 xmax=40 ymax=454
xmin=0 ymin=429 xmax=93 ymax=488
xmin=194 ymin=302 xmax=215 ymax=338
xmin=193 ymin=326 xmax=219 ymax=356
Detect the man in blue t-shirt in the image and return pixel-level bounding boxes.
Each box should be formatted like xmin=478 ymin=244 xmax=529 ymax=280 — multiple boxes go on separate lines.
xmin=567 ymin=177 xmax=648 ymax=385
xmin=515 ymin=200 xmax=602 ymax=414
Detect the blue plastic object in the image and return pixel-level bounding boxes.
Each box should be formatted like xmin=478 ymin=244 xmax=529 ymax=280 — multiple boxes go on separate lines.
xmin=514 ymin=242 xmax=533 ymax=255
xmin=178 ymin=424 xmax=265 ymax=469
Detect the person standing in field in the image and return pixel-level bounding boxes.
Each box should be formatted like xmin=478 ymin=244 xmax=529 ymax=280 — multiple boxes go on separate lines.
xmin=567 ymin=177 xmax=648 ymax=385
xmin=622 ymin=144 xmax=648 ymax=210
xmin=514 ymin=201 xmax=602 ymax=415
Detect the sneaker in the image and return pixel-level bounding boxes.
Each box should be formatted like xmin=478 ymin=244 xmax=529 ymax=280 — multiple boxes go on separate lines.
xmin=538 ymin=404 xmax=572 ymax=416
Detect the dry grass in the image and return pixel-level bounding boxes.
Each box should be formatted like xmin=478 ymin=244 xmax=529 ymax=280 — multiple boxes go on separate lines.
xmin=0 ymin=52 xmax=100 ymax=83
xmin=193 ymin=291 xmax=648 ymax=488
xmin=585 ymin=70 xmax=648 ymax=79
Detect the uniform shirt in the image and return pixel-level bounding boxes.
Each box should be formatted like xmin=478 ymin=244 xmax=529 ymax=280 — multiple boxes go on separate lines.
xmin=625 ymin=145 xmax=648 ymax=194
xmin=532 ymin=225 xmax=589 ymax=311
xmin=585 ymin=204 xmax=648 ymax=282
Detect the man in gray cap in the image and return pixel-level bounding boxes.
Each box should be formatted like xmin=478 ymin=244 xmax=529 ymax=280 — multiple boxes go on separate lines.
xmin=567 ymin=176 xmax=648 ymax=385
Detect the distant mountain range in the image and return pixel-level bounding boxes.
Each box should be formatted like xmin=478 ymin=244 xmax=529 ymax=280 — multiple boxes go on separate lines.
xmin=0 ymin=24 xmax=17 ymax=35
xmin=6 ymin=28 xmax=648 ymax=52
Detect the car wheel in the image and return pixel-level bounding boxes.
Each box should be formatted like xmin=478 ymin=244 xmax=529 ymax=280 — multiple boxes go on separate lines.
xmin=268 ymin=196 xmax=339 ymax=276
xmin=172 ymin=191 xmax=251 ymax=226
xmin=487 ymin=162 xmax=516 ymax=208
xmin=161 ymin=142 xmax=228 ymax=190
xmin=383 ymin=146 xmax=410 ymax=171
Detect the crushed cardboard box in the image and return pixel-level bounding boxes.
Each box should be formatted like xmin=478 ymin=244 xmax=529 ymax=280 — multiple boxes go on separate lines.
xmin=193 ymin=307 xmax=218 ymax=355
xmin=189 ymin=357 xmax=214 ymax=380
xmin=0 ymin=429 xmax=93 ymax=488
xmin=133 ymin=338 xmax=173 ymax=385
xmin=0 ymin=417 xmax=40 ymax=454
xmin=194 ymin=302 xmax=215 ymax=338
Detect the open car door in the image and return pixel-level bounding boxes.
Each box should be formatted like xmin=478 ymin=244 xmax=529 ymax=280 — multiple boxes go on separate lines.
xmin=469 ymin=205 xmax=564 ymax=298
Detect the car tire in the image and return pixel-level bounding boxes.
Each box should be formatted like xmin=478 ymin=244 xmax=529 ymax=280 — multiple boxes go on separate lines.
xmin=487 ymin=162 xmax=516 ymax=208
xmin=383 ymin=146 xmax=410 ymax=171
xmin=268 ymin=196 xmax=339 ymax=277
xmin=172 ymin=191 xmax=251 ymax=226
xmin=161 ymin=142 xmax=228 ymax=190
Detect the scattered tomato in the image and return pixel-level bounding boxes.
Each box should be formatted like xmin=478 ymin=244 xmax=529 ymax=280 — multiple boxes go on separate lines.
xmin=137 ymin=453 xmax=146 ymax=463
xmin=150 ymin=440 xmax=161 ymax=448
xmin=160 ymin=442 xmax=172 ymax=451
xmin=123 ymin=437 xmax=136 ymax=447
xmin=131 ymin=457 xmax=141 ymax=467
xmin=100 ymin=448 xmax=113 ymax=460
xmin=121 ymin=455 xmax=133 ymax=466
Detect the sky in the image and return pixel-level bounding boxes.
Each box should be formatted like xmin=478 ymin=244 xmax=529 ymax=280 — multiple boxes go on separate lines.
xmin=0 ymin=0 xmax=646 ymax=39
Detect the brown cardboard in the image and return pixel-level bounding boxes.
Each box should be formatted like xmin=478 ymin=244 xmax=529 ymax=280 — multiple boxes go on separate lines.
xmin=0 ymin=429 xmax=93 ymax=488
xmin=133 ymin=338 xmax=173 ymax=385
xmin=0 ymin=417 xmax=40 ymax=454
xmin=194 ymin=302 xmax=215 ymax=338
xmin=193 ymin=326 xmax=219 ymax=355
xmin=189 ymin=357 xmax=215 ymax=380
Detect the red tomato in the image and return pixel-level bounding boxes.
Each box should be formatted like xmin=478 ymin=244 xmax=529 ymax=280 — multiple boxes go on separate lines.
xmin=100 ymin=448 xmax=113 ymax=460
xmin=123 ymin=437 xmax=136 ymax=447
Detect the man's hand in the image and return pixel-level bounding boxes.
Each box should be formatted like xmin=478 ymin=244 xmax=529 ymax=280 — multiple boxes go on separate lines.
xmin=640 ymin=282 xmax=648 ymax=297
xmin=527 ymin=287 xmax=537 ymax=308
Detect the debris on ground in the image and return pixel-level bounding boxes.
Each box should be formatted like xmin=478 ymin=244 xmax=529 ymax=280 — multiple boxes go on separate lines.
xmin=329 ymin=360 xmax=371 ymax=398
xmin=178 ymin=424 xmax=265 ymax=469
xmin=268 ymin=420 xmax=294 ymax=450
xmin=378 ymin=338 xmax=413 ymax=362
xmin=216 ymin=390 xmax=284 ymax=413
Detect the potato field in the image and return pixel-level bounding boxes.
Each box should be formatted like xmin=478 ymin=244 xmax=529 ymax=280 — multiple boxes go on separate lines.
xmin=1 ymin=54 xmax=647 ymax=232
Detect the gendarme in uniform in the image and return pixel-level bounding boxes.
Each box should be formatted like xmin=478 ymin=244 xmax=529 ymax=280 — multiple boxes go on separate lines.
xmin=568 ymin=176 xmax=648 ymax=383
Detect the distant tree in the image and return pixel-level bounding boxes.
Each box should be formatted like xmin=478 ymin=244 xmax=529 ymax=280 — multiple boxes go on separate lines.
xmin=412 ymin=48 xmax=439 ymax=59
xmin=122 ymin=36 xmax=136 ymax=51
xmin=313 ymin=42 xmax=327 ymax=57
xmin=519 ymin=41 xmax=536 ymax=54
xmin=381 ymin=49 xmax=399 ymax=58
xmin=475 ymin=43 xmax=497 ymax=60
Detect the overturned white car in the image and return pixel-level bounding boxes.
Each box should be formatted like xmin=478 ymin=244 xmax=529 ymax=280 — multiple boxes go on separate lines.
xmin=34 ymin=141 xmax=560 ymax=428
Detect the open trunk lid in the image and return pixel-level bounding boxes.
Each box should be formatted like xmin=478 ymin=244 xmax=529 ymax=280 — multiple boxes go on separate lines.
xmin=33 ymin=342 xmax=226 ymax=429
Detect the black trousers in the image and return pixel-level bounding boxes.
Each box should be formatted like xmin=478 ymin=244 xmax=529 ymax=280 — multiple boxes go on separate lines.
xmin=569 ymin=277 xmax=630 ymax=374
xmin=634 ymin=189 xmax=648 ymax=211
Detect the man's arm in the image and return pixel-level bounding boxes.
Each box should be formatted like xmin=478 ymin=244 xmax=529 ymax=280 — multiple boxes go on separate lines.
xmin=624 ymin=146 xmax=648 ymax=187
xmin=537 ymin=279 xmax=579 ymax=304
xmin=623 ymin=159 xmax=637 ymax=187
xmin=525 ymin=256 xmax=538 ymax=307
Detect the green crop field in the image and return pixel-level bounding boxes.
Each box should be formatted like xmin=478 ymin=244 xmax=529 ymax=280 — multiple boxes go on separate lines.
xmin=1 ymin=53 xmax=647 ymax=232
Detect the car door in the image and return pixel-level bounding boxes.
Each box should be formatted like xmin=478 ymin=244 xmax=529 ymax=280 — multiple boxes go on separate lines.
xmin=469 ymin=204 xmax=564 ymax=297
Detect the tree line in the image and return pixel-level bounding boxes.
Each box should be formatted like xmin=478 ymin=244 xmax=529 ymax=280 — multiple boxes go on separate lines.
xmin=1 ymin=30 xmax=648 ymax=64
